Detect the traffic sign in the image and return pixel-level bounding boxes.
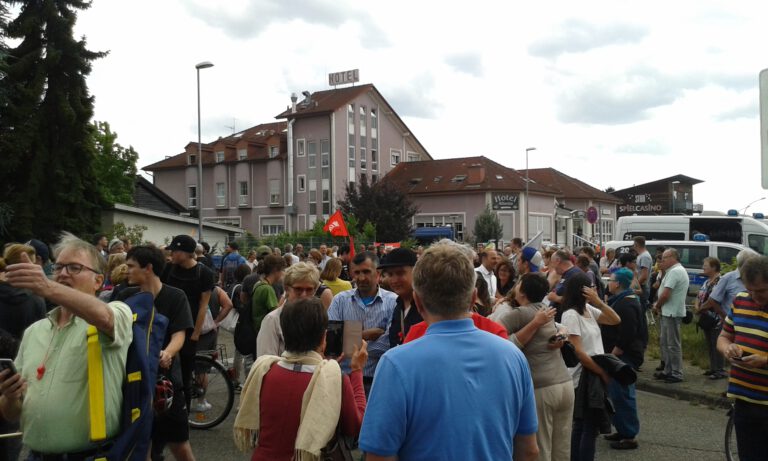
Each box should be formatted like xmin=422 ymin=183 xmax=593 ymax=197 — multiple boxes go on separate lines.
xmin=587 ymin=206 xmax=598 ymax=224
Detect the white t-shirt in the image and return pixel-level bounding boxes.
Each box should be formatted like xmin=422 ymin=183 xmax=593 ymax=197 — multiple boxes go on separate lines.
xmin=561 ymin=304 xmax=604 ymax=388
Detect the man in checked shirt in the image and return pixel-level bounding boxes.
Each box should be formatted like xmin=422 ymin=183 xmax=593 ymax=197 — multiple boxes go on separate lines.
xmin=328 ymin=251 xmax=397 ymax=395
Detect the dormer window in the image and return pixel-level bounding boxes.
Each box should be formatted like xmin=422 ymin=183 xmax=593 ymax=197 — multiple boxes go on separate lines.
xmin=215 ymin=151 xmax=224 ymax=163
xmin=451 ymin=175 xmax=467 ymax=183
xmin=188 ymin=154 xmax=196 ymax=165
xmin=269 ymin=146 xmax=279 ymax=158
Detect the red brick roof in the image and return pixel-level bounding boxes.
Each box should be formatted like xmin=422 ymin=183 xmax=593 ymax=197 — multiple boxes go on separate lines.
xmin=275 ymin=85 xmax=374 ymax=119
xmin=143 ymin=122 xmax=287 ymax=171
xmin=523 ymin=168 xmax=622 ymax=203
xmin=383 ymin=156 xmax=559 ymax=195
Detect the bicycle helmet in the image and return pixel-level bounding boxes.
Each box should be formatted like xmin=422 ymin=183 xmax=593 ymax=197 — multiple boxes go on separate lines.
xmin=154 ymin=375 xmax=174 ymax=414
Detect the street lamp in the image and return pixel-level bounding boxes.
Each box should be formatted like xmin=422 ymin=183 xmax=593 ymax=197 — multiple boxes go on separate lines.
xmin=742 ymin=197 xmax=767 ymax=215
xmin=196 ymin=61 xmax=214 ymax=241
xmin=671 ymin=180 xmax=680 ymax=214
xmin=525 ymin=147 xmax=536 ymax=240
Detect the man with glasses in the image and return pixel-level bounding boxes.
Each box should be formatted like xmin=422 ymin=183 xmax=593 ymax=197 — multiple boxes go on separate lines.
xmin=652 ymin=249 xmax=689 ymax=383
xmin=0 ymin=233 xmax=134 ymax=460
xmin=256 ymin=262 xmax=322 ymax=357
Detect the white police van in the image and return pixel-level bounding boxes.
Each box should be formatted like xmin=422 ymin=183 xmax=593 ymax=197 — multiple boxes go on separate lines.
xmin=603 ymin=239 xmax=748 ymax=297
xmin=614 ymin=212 xmax=768 ymax=255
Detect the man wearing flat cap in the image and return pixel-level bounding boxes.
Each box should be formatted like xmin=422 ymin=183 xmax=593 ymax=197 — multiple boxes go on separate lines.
xmin=380 ymin=248 xmax=422 ymax=347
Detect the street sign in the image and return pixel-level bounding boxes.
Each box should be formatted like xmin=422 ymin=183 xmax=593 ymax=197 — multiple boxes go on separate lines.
xmin=587 ymin=206 xmax=598 ymax=224
xmin=760 ymin=69 xmax=768 ymax=189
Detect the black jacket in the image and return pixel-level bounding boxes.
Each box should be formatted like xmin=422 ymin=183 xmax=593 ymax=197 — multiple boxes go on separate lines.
xmin=388 ymin=297 xmax=423 ymax=347
xmin=573 ymin=354 xmax=637 ymax=432
xmin=0 ymin=283 xmax=46 ymax=341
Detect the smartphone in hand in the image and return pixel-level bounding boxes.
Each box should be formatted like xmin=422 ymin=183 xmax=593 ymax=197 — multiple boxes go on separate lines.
xmin=0 ymin=358 xmax=17 ymax=375
xmin=325 ymin=321 xmax=344 ymax=357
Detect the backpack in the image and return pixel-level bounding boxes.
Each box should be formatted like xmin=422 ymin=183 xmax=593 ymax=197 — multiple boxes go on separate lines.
xmin=86 ymin=291 xmax=169 ymax=461
xmin=234 ymin=282 xmax=263 ymax=356
xmin=221 ymin=254 xmax=244 ymax=293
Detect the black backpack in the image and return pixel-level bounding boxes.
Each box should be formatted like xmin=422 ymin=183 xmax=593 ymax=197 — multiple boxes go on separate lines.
xmin=234 ymin=282 xmax=262 ymax=355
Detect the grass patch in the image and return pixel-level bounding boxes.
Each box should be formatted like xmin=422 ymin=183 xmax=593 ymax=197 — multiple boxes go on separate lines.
xmin=646 ymin=313 xmax=711 ymax=370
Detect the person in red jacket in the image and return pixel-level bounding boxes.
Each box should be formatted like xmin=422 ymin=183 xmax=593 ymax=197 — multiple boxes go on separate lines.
xmin=404 ymin=309 xmax=508 ymax=342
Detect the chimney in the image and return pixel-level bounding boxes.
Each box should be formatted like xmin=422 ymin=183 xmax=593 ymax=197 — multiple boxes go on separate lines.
xmin=467 ymin=164 xmax=485 ymax=184
xmin=290 ymin=93 xmax=298 ymax=113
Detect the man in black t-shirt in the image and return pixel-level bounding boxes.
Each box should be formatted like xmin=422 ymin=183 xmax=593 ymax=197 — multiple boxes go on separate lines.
xmin=122 ymin=246 xmax=195 ymax=461
xmin=161 ymin=235 xmax=215 ymax=421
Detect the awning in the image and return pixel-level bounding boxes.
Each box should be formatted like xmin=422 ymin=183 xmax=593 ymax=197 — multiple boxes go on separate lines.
xmin=413 ymin=226 xmax=454 ymax=240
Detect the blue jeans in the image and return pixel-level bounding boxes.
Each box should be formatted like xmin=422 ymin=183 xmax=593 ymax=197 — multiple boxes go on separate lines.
xmin=571 ymin=414 xmax=597 ymax=461
xmin=734 ymin=399 xmax=768 ymax=461
xmin=608 ymin=356 xmax=640 ymax=439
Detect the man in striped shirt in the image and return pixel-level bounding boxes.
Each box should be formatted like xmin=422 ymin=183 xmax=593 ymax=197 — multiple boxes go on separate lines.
xmin=328 ymin=251 xmax=397 ymax=395
xmin=718 ymin=255 xmax=768 ymax=461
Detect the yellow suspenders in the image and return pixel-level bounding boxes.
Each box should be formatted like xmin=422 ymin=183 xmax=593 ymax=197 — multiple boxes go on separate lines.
xmin=86 ymin=325 xmax=107 ymax=442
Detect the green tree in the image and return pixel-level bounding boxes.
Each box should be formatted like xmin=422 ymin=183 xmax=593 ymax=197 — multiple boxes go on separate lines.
xmin=337 ymin=175 xmax=418 ymax=243
xmin=107 ymin=221 xmax=147 ymax=246
xmin=0 ymin=0 xmax=106 ymax=242
xmin=473 ymin=206 xmax=503 ymax=244
xmin=92 ymin=121 xmax=138 ymax=206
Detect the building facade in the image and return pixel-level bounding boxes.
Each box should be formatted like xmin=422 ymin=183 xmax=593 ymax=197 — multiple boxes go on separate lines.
xmin=144 ymin=84 xmax=430 ymax=238
xmin=611 ymin=174 xmax=703 ymax=218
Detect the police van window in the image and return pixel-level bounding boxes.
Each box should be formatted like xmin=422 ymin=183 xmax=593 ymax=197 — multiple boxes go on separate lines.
xmin=690 ymin=219 xmax=741 ymax=244
xmin=676 ymin=245 xmax=708 ymax=270
xmin=747 ymin=234 xmax=768 ymax=256
xmin=717 ymin=246 xmax=740 ymax=266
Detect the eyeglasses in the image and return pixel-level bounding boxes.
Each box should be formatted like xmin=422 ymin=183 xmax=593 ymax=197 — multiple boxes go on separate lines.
xmin=53 ymin=263 xmax=101 ymax=275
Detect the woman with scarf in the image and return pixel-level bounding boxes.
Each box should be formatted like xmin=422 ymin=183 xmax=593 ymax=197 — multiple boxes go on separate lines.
xmin=234 ymin=297 xmax=368 ymax=461
xmin=599 ymin=268 xmax=646 ymax=450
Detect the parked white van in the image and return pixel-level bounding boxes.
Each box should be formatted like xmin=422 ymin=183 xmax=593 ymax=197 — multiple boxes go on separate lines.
xmin=614 ymin=215 xmax=768 ymax=255
xmin=603 ymin=239 xmax=748 ymax=296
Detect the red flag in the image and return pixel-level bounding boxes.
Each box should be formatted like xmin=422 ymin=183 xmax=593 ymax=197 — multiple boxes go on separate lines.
xmin=323 ymin=210 xmax=349 ymax=237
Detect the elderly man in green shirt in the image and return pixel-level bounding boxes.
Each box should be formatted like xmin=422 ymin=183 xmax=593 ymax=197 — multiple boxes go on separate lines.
xmin=652 ymin=248 xmax=690 ymax=384
xmin=0 ymin=233 xmax=133 ymax=458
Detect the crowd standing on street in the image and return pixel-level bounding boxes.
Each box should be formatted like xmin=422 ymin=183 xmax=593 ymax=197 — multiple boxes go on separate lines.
xmin=3 ymin=228 xmax=768 ymax=460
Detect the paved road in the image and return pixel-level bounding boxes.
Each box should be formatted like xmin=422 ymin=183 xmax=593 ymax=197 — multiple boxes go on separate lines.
xmin=185 ymin=388 xmax=732 ymax=460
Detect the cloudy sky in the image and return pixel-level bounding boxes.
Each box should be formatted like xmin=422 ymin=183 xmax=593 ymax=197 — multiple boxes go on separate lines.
xmin=66 ymin=0 xmax=768 ymax=213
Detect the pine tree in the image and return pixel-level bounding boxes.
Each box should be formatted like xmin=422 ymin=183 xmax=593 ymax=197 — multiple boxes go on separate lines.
xmin=0 ymin=0 xmax=105 ymax=242
xmin=473 ymin=206 xmax=503 ymax=244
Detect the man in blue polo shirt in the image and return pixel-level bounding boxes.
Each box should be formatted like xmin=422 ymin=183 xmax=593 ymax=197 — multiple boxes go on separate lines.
xmin=359 ymin=241 xmax=539 ymax=461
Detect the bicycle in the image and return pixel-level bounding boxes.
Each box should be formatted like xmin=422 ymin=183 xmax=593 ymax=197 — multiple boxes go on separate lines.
xmin=725 ymin=403 xmax=738 ymax=461
xmin=188 ymin=344 xmax=236 ymax=429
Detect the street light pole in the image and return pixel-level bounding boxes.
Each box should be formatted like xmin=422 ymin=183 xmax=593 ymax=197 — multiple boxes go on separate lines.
xmin=525 ymin=147 xmax=536 ymax=241
xmin=742 ymin=197 xmax=767 ymax=215
xmin=196 ymin=61 xmax=214 ymax=241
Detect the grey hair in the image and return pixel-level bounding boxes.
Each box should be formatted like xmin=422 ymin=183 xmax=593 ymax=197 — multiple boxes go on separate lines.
xmin=53 ymin=232 xmax=106 ymax=274
xmin=736 ymin=248 xmax=760 ymax=269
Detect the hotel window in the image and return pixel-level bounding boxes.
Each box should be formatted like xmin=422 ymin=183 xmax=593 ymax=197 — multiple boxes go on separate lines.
xmin=237 ymin=148 xmax=247 ymax=160
xmin=359 ymin=107 xmax=367 ymax=169
xmin=187 ymin=185 xmax=197 ymax=208
xmin=297 ymin=139 xmax=306 ymax=157
xmin=215 ymin=151 xmax=224 ymax=163
xmin=269 ymin=179 xmax=280 ymax=205
xmin=371 ymin=149 xmax=378 ymax=171
xmin=188 ymin=154 xmax=197 ymax=165
xmin=216 ymin=182 xmax=226 ymax=207
xmin=370 ymin=108 xmax=378 ymax=138
xmin=269 ymin=146 xmax=279 ymax=158
xmin=322 ymin=179 xmax=330 ymax=215
xmin=321 ymin=139 xmax=330 ymax=180
xmin=390 ymin=149 xmax=401 ymax=166
xmin=407 ymin=151 xmax=420 ymax=162
xmin=309 ymin=180 xmax=317 ymax=215
xmin=360 ymin=147 xmax=367 ymax=170
xmin=238 ymin=181 xmax=248 ymax=206
xmin=308 ymin=141 xmax=317 ymax=168
xmin=297 ymin=175 xmax=306 ymax=193
xmin=261 ymin=218 xmax=285 ymax=236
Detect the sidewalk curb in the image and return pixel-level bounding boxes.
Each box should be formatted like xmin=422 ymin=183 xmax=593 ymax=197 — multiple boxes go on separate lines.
xmin=636 ymin=377 xmax=731 ymax=409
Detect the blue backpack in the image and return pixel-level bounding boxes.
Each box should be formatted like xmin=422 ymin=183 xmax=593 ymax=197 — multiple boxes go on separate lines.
xmin=86 ymin=291 xmax=168 ymax=460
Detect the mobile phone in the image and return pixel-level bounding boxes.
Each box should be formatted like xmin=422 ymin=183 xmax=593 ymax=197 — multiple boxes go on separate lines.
xmin=325 ymin=321 xmax=344 ymax=357
xmin=0 ymin=358 xmax=17 ymax=375
xmin=549 ymin=334 xmax=567 ymax=343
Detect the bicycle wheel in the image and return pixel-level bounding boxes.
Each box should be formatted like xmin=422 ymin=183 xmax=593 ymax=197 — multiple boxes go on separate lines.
xmin=725 ymin=405 xmax=738 ymax=461
xmin=188 ymin=354 xmax=234 ymax=429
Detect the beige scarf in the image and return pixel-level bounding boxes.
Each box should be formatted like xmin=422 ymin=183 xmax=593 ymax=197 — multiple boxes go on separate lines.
xmin=233 ymin=350 xmax=342 ymax=461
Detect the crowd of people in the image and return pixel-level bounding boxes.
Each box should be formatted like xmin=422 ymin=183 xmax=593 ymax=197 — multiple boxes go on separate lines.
xmin=0 ymin=231 xmax=767 ymax=461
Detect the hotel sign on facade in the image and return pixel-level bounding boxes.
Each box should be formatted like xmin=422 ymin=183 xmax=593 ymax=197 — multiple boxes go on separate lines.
xmin=492 ymin=192 xmax=520 ymax=210
xmin=328 ymin=69 xmax=360 ymax=86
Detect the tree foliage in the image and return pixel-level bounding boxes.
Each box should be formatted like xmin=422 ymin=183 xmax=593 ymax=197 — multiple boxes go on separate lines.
xmin=337 ymin=175 xmax=419 ymax=243
xmin=92 ymin=121 xmax=138 ymax=206
xmin=0 ymin=0 xmax=106 ymax=243
xmin=107 ymin=221 xmax=147 ymax=246
xmin=473 ymin=206 xmax=503 ymax=244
